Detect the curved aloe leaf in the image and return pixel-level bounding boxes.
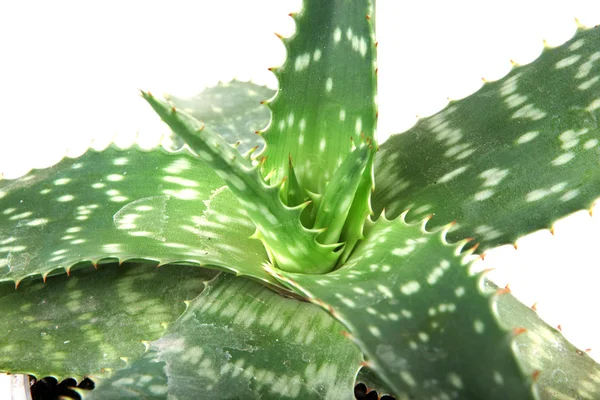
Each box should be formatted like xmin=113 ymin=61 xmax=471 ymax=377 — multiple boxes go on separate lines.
xmin=0 ymin=145 xmax=276 ymax=286
xmin=165 ymin=80 xmax=275 ymax=153
xmin=83 ymin=273 xmax=363 ymax=400
xmin=373 ymin=27 xmax=600 ymax=252
xmin=268 ymin=214 xmax=590 ymax=398
xmin=0 ymin=261 xmax=215 ymax=380
xmin=143 ymin=93 xmax=339 ymax=274
xmin=314 ymin=142 xmax=371 ymax=245
xmin=261 ymin=0 xmax=378 ymax=195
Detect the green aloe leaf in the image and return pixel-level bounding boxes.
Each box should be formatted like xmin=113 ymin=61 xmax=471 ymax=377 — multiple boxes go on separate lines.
xmin=143 ymin=93 xmax=339 ymax=274
xmin=261 ymin=0 xmax=378 ymax=195
xmin=373 ymin=27 xmax=600 ymax=252
xmin=84 ymin=273 xmax=363 ymax=400
xmin=313 ymin=142 xmax=371 ymax=245
xmin=494 ymin=284 xmax=600 ymax=399
xmin=0 ymin=145 xmax=276 ymax=286
xmin=339 ymin=151 xmax=375 ymax=265
xmin=269 ymin=215 xmax=547 ymax=398
xmin=165 ymin=80 xmax=275 ymax=153
xmin=0 ymin=261 xmax=215 ymax=380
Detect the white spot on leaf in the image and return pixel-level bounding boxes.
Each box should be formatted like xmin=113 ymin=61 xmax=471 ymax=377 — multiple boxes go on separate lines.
xmin=400 ymin=281 xmax=420 ymax=295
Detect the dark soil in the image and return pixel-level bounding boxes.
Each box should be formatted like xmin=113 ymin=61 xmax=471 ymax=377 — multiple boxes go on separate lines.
xmin=29 ymin=376 xmax=395 ymax=399
xmin=30 ymin=376 xmax=94 ymax=400
xmin=354 ymin=382 xmax=396 ymax=400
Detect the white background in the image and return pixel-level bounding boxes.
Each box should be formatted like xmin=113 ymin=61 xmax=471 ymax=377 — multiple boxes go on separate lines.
xmin=0 ymin=0 xmax=599 ymax=368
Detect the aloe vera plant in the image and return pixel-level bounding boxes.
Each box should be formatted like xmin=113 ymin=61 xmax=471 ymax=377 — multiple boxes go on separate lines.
xmin=1 ymin=1 xmax=600 ymax=399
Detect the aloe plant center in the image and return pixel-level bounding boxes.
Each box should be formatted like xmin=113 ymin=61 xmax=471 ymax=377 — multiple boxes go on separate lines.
xmin=143 ymin=1 xmax=378 ymax=275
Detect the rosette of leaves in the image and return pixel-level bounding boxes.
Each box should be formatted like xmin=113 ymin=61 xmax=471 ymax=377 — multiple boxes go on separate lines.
xmin=1 ymin=1 xmax=600 ymax=399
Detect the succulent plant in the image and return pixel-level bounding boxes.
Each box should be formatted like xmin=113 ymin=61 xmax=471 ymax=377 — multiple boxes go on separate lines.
xmin=1 ymin=1 xmax=600 ymax=399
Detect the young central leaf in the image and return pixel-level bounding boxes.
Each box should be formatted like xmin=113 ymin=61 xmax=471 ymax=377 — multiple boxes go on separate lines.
xmin=313 ymin=141 xmax=370 ymax=245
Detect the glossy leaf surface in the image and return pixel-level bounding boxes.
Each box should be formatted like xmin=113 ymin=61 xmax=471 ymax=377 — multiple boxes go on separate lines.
xmin=373 ymin=27 xmax=600 ymax=252
xmin=166 ymin=80 xmax=274 ymax=153
xmin=0 ymin=261 xmax=214 ymax=380
xmin=0 ymin=145 xmax=275 ymax=286
xmin=270 ymin=216 xmax=534 ymax=398
xmin=494 ymin=285 xmax=600 ymax=399
xmin=85 ymin=273 xmax=363 ymax=399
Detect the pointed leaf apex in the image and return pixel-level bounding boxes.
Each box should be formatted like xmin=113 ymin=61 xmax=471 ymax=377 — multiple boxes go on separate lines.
xmin=274 ymin=32 xmax=284 ymax=39
xmin=280 ymin=176 xmax=287 ymax=184
xmin=462 ymin=241 xmax=479 ymax=256
xmin=299 ymin=199 xmax=312 ymax=209
xmin=264 ymin=169 xmax=277 ymax=181
xmin=315 ymin=226 xmax=328 ymax=234
xmin=421 ymin=214 xmax=434 ymax=231
xmin=242 ymin=145 xmax=260 ymax=158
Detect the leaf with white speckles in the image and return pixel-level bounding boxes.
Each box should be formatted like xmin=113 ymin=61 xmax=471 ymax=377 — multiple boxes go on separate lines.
xmin=165 ymin=80 xmax=275 ymax=153
xmin=84 ymin=273 xmax=363 ymax=400
xmin=0 ymin=145 xmax=277 ymax=287
xmin=143 ymin=93 xmax=340 ymax=274
xmin=269 ymin=215 xmax=540 ymax=398
xmin=261 ymin=0 xmax=378 ymax=196
xmin=374 ymin=27 xmax=600 ymax=252
xmin=0 ymin=260 xmax=215 ymax=380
